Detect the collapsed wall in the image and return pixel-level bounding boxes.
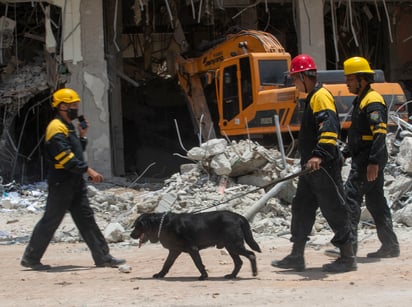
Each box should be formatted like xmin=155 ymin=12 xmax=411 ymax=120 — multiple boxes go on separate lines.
xmin=0 ymin=57 xmax=53 ymax=183
xmin=0 ymin=3 xmax=66 ymax=183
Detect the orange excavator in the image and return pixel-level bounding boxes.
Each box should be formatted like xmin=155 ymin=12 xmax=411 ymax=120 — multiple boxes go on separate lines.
xmin=175 ymin=30 xmax=297 ymax=141
xmin=175 ymin=30 xmax=408 ymax=141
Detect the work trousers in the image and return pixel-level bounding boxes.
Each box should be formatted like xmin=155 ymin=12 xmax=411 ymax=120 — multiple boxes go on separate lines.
xmin=23 ymin=175 xmax=110 ymax=264
xmin=345 ymin=168 xmax=399 ymax=249
xmin=290 ymin=163 xmax=353 ymax=247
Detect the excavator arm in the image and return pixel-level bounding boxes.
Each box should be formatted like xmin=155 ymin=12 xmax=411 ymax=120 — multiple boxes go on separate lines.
xmin=176 ymin=30 xmax=296 ymax=141
xmin=176 ymin=54 xmax=217 ymax=140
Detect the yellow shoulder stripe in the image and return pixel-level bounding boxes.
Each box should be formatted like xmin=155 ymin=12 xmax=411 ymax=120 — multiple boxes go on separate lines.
xmin=310 ymin=88 xmax=337 ymax=113
xmin=360 ymin=90 xmax=385 ymax=109
xmin=46 ymin=119 xmax=68 ymax=142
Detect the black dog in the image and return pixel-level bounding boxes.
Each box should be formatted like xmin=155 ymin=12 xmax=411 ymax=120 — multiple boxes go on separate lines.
xmin=130 ymin=210 xmax=261 ymax=280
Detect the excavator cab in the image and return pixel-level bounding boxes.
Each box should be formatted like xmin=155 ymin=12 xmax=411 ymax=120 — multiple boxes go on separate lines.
xmin=175 ymin=30 xmax=301 ymax=141
xmin=217 ymin=53 xmax=298 ymax=137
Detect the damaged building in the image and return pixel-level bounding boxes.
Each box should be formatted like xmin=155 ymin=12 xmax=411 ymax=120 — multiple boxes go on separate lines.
xmin=1 ymin=0 xmax=412 ymax=184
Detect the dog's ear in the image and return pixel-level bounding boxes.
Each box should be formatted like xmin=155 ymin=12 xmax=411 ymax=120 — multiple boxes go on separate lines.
xmin=133 ymin=213 xmax=147 ymax=228
xmin=134 ymin=213 xmax=160 ymax=232
xmin=140 ymin=214 xmax=150 ymax=228
xmin=146 ymin=214 xmax=161 ymax=231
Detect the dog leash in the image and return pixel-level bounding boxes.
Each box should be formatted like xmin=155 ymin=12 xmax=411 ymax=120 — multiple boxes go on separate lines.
xmin=192 ymin=167 xmax=312 ymax=213
xmin=157 ymin=211 xmax=168 ymax=238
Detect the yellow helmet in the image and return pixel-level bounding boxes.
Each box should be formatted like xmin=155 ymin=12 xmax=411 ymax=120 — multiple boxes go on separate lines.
xmin=343 ymin=57 xmax=375 ymax=75
xmin=52 ymin=88 xmax=80 ymax=108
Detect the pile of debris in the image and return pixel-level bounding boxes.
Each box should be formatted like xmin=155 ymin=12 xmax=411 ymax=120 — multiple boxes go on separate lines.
xmin=0 ymin=57 xmax=48 ymax=105
xmin=1 ymin=134 xmax=412 ymax=246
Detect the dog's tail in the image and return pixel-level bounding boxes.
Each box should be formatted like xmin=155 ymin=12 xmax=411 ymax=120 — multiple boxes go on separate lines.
xmin=241 ymin=216 xmax=261 ymax=253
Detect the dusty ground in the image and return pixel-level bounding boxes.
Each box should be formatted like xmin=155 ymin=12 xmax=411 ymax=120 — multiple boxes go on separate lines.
xmin=1 ymin=214 xmax=412 ymax=307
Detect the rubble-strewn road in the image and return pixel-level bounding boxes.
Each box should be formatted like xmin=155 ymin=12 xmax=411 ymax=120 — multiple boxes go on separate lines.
xmin=1 ymin=134 xmax=411 ymax=306
xmin=1 ymin=225 xmax=411 ymax=306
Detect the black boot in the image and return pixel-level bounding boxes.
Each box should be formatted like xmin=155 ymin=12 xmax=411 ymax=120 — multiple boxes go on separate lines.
xmin=367 ymin=245 xmax=400 ymax=258
xmin=322 ymin=243 xmax=357 ymax=273
xmin=21 ymin=258 xmax=51 ymax=270
xmin=368 ymin=221 xmax=400 ymax=258
xmin=271 ymin=242 xmax=305 ymax=272
xmin=324 ymin=241 xmax=358 ymax=258
xmin=21 ymin=246 xmax=51 ymax=271
xmin=95 ymin=255 xmax=126 ymax=268
xmin=325 ymin=216 xmax=359 ymax=258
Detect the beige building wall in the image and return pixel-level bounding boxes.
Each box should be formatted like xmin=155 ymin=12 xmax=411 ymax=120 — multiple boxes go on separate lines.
xmin=295 ymin=0 xmax=326 ymax=69
xmin=53 ymin=0 xmax=113 ymax=178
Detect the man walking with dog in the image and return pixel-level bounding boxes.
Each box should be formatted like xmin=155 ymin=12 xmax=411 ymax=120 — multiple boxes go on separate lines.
xmin=341 ymin=56 xmax=400 ymax=258
xmin=21 ymin=88 xmax=126 ymax=270
xmin=271 ymin=54 xmax=356 ymax=273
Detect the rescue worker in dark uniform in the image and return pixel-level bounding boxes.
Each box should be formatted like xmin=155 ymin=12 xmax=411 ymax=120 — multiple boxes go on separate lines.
xmin=21 ymin=88 xmax=126 ymax=270
xmin=342 ymin=56 xmax=400 ymax=258
xmin=271 ymin=54 xmax=356 ymax=272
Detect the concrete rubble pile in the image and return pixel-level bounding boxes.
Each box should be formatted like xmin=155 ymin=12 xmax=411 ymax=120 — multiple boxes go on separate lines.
xmin=0 ymin=57 xmax=48 ymax=104
xmin=1 ymin=135 xmax=412 ymax=247
xmin=388 ymin=120 xmax=412 ymax=227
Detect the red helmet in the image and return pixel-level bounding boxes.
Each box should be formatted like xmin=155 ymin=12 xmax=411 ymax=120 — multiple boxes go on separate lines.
xmin=290 ymin=54 xmax=317 ymax=75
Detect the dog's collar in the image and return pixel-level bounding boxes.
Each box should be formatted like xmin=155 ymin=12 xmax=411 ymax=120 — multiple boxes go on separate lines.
xmin=157 ymin=212 xmax=168 ymax=238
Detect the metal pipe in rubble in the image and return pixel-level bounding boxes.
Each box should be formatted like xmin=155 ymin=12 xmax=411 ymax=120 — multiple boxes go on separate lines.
xmin=274 ymin=114 xmax=287 ymax=168
xmin=244 ymin=168 xmax=312 ymax=221
xmin=390 ymin=113 xmax=412 ymax=132
xmin=244 ymin=181 xmax=289 ymax=222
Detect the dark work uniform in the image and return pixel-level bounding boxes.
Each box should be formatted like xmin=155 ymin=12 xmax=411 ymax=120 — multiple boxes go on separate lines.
xmin=291 ymin=84 xmax=352 ymax=247
xmin=22 ymin=115 xmax=111 ymax=265
xmin=342 ymin=85 xmax=399 ymax=250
